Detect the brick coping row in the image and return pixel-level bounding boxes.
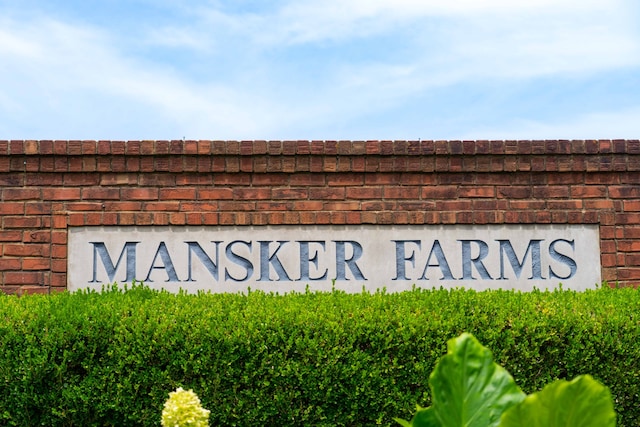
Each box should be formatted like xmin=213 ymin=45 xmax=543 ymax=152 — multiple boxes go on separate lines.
xmin=1 ymin=140 xmax=639 ymax=156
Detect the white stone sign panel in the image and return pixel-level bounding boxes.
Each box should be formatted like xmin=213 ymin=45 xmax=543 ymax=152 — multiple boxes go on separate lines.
xmin=68 ymin=224 xmax=601 ymax=293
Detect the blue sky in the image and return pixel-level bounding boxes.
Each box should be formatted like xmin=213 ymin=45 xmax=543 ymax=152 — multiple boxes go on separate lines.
xmin=1 ymin=0 xmax=639 ymax=140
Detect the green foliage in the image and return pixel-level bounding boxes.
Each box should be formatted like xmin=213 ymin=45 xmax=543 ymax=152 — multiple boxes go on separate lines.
xmin=397 ymin=333 xmax=526 ymax=427
xmin=0 ymin=285 xmax=638 ymax=426
xmin=500 ymin=375 xmax=615 ymax=427
xmin=397 ymin=334 xmax=616 ymax=427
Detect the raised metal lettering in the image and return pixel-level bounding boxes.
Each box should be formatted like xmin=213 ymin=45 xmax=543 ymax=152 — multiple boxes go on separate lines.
xmin=298 ymin=241 xmax=328 ymax=281
xmin=419 ymin=240 xmax=455 ymax=280
xmin=498 ymin=239 xmax=543 ymax=280
xmin=145 ymin=242 xmax=180 ymax=282
xmin=186 ymin=241 xmax=221 ymax=282
xmin=224 ymin=240 xmax=253 ymax=282
xmin=334 ymin=241 xmax=366 ymax=281
xmin=90 ymin=241 xmax=139 ymax=283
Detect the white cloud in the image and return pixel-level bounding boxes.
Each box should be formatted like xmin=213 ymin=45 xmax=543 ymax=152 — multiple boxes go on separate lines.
xmin=0 ymin=1 xmax=638 ymax=139
xmin=239 ymin=0 xmax=632 ymax=46
xmin=0 ymin=30 xmax=44 ymax=59
xmin=461 ymin=107 xmax=640 ymax=140
xmin=443 ymin=7 xmax=640 ymax=78
xmin=0 ymin=16 xmax=282 ymax=138
xmin=191 ymin=0 xmax=639 ymax=92
xmin=144 ymin=26 xmax=214 ymax=52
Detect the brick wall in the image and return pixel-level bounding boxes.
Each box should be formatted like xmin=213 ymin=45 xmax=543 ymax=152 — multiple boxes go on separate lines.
xmin=0 ymin=140 xmax=638 ymax=294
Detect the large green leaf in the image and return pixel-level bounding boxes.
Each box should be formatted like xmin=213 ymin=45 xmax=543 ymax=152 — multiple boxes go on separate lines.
xmin=399 ymin=333 xmax=526 ymax=427
xmin=499 ymin=375 xmax=616 ymax=427
xmin=395 ymin=406 xmax=439 ymax=427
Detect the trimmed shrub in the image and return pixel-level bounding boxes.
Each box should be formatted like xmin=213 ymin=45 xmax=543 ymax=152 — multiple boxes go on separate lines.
xmin=0 ymin=285 xmax=638 ymax=426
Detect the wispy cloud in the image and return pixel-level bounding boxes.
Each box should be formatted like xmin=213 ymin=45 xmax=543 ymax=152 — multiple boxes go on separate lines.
xmin=188 ymin=0 xmax=639 ymax=99
xmin=0 ymin=15 xmax=279 ymax=138
xmin=0 ymin=0 xmax=638 ymax=139
xmin=203 ymin=0 xmax=636 ymax=60
xmin=144 ymin=26 xmax=214 ymax=52
xmin=463 ymin=107 xmax=640 ymax=140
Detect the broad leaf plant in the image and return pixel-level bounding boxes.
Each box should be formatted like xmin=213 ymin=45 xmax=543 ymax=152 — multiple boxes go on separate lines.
xmin=396 ymin=333 xmax=616 ymax=427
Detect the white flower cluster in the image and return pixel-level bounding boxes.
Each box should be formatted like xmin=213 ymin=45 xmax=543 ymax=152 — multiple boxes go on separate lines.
xmin=161 ymin=387 xmax=210 ymax=427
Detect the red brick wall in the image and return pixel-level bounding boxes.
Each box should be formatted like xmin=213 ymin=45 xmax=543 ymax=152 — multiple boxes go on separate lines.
xmin=1 ymin=140 xmax=638 ymax=294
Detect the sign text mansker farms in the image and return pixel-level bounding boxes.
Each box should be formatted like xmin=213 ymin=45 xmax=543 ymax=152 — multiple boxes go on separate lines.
xmin=68 ymin=225 xmax=601 ymax=293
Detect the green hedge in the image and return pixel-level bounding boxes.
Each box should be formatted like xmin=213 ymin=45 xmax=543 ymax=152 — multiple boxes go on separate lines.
xmin=0 ymin=285 xmax=639 ymax=426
